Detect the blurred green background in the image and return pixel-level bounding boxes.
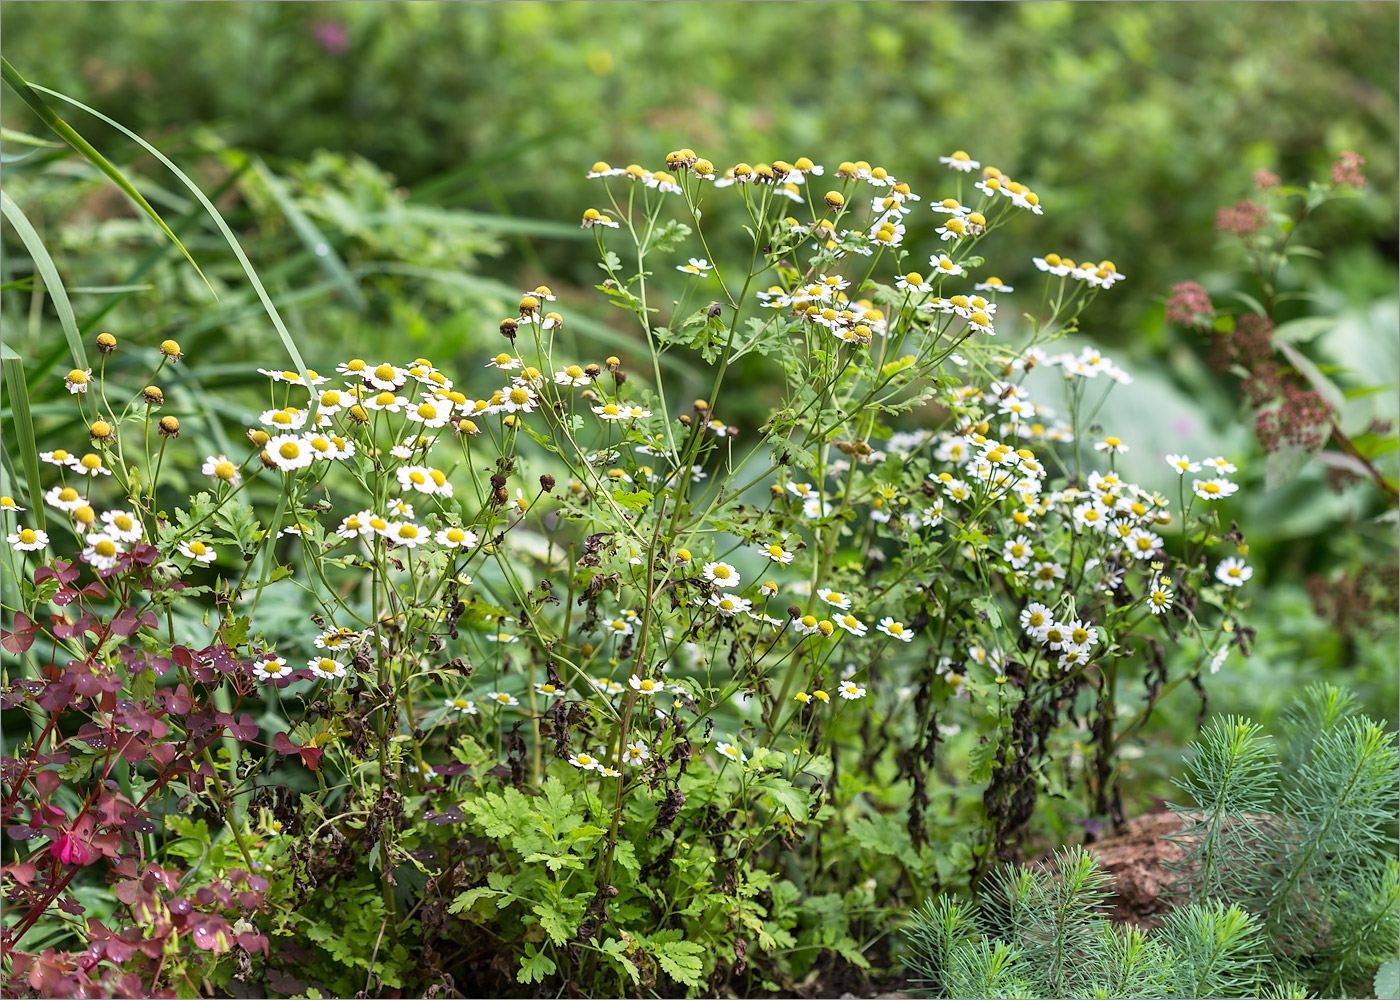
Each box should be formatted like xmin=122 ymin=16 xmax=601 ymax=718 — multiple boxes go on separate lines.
xmin=2 ymin=1 xmax=1397 ymax=730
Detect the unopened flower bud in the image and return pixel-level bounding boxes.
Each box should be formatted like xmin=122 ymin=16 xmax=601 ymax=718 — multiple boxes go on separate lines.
xmin=158 ymin=415 xmax=180 ymax=437
xmin=142 ymin=386 xmax=164 ymax=406
xmin=539 ymin=474 xmax=555 ymax=493
xmin=96 ymin=332 xmax=118 ymax=353
xmin=823 ymin=190 xmax=845 ymax=209
xmin=500 ymin=319 xmax=519 ymax=340
xmin=88 ymin=420 xmax=113 ymax=441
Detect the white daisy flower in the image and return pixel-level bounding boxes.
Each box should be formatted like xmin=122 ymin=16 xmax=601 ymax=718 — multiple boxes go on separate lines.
xmin=569 ymin=751 xmax=600 ymax=771
xmin=444 ymin=696 xmax=478 ymax=716
xmin=259 ymin=408 xmax=309 ymax=432
xmin=554 ymin=365 xmax=592 ymax=387
xmin=1165 ymin=454 xmax=1200 ymax=475
xmin=307 ymin=656 xmax=348 ymax=680
xmin=928 ymin=253 xmax=966 ymax=278
xmin=629 ymin=675 xmax=665 ymax=695
xmin=709 ymin=593 xmax=752 ymax=616
xmin=265 ymin=434 xmax=315 ymax=472
xmin=838 ymin=681 xmax=866 ymax=700
xmin=252 ymin=656 xmax=291 ymax=681
xmin=8 ymin=526 xmax=48 ymax=552
xmin=877 ymin=617 xmax=914 ymax=642
xmin=1125 ymin=528 xmax=1163 ymax=560
xmin=602 ymin=617 xmax=634 ymax=638
xmin=715 ymin=741 xmax=746 ymax=764
xmin=1019 ymin=602 xmax=1053 ymax=636
xmin=100 ymin=510 xmax=143 ymax=543
xmin=45 ymin=486 xmax=87 ymax=513
xmin=1192 ymin=478 xmax=1239 ymax=501
xmin=817 ymin=588 xmax=853 ymax=610
xmin=405 ymin=399 xmax=452 ymax=429
xmin=1002 ymin=534 xmax=1033 ymax=569
xmin=1094 ymin=436 xmax=1128 ymax=455
xmin=384 ymin=521 xmax=426 ymax=548
xmin=1062 ymin=619 xmax=1098 ymax=653
xmin=40 ymin=449 xmax=76 ymax=468
xmin=939 ymin=150 xmax=980 ymax=172
xmin=178 ymin=539 xmax=216 ymax=563
xmin=1209 ymin=646 xmax=1229 ymax=674
xmin=81 ymin=534 xmax=124 ymax=571
xmin=364 ymin=364 xmax=408 ymax=392
xmin=702 ymin=561 xmax=740 ymax=587
xmin=1215 ymin=557 xmax=1253 ymax=587
xmin=485 ymin=632 xmax=519 ymax=644
xmin=64 ymin=368 xmax=92 ymax=394
xmin=1147 ymin=579 xmax=1174 ymax=615
xmin=1201 ymin=457 xmax=1238 ymax=475
xmin=487 ymin=691 xmax=520 ymax=707
xmin=677 ymin=258 xmax=713 ymax=275
xmin=760 ymin=541 xmax=794 ymax=565
xmin=70 ymin=454 xmax=112 ymax=478
xmin=835 ymin=614 xmax=868 ymax=637
xmin=434 ymin=526 xmax=479 ymax=549
xmin=622 ymin=740 xmax=649 ymax=766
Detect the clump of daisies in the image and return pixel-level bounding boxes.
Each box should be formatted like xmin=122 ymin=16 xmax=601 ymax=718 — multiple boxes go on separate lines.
xmin=6 ymin=152 xmax=1255 ymax=967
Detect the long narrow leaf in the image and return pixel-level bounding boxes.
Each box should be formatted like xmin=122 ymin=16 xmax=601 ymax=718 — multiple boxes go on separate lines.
xmin=1 ymin=58 xmax=213 ymax=294
xmin=80 ymin=162 xmax=249 ymax=336
xmin=251 ymin=155 xmax=365 ymax=310
xmin=1 ymin=345 xmax=45 ymax=528
xmin=0 ymin=190 xmax=88 ymax=371
xmin=29 ymin=83 xmax=315 ymax=398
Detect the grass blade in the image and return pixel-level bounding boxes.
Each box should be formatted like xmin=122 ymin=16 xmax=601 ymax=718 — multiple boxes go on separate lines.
xmin=28 ymin=83 xmax=315 ymax=396
xmin=1 ymin=57 xmax=213 ymax=295
xmin=1 ymin=344 xmax=45 ymax=528
xmin=1 ymin=190 xmax=88 ymax=371
xmin=250 ymin=154 xmax=366 ymax=311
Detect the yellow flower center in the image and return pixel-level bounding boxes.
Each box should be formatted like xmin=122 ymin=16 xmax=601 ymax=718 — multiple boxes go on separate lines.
xmin=602 ymin=404 xmax=620 ymax=416
xmin=114 ymin=515 xmax=133 ymax=531
xmin=374 ymin=365 xmax=396 ymax=381
xmin=59 ymin=487 xmax=79 ymax=502
xmin=81 ymin=455 xmax=102 ymax=470
xmin=639 ymin=679 xmax=656 ymax=692
xmin=375 ymin=391 xmax=396 ymax=406
xmin=188 ymin=541 xmax=207 ymax=556
xmin=278 ymin=442 xmax=300 ymax=460
xmin=215 ymin=461 xmax=237 ymax=481
xmin=417 ymin=404 xmax=437 ymax=419
xmin=94 ymin=540 xmax=116 ymax=558
xmin=509 ymin=388 xmax=529 ymax=405
xmin=1071 ymin=628 xmax=1089 ymax=644
xmin=397 ymin=525 xmax=419 ymax=540
xmin=410 ymin=471 xmax=426 ymax=484
xmin=19 ymin=529 xmax=37 ymax=544
xmin=68 ymin=369 xmax=88 ymax=384
xmin=768 ymin=544 xmax=785 ymax=557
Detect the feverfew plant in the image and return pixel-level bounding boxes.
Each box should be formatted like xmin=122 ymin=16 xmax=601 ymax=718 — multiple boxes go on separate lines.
xmin=2 ymin=149 xmax=1254 ymax=997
